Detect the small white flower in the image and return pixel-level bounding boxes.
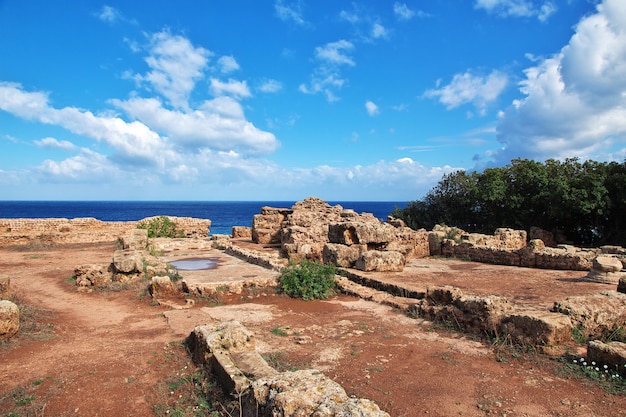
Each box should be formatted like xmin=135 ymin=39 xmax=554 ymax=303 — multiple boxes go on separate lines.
xmin=583 ymin=362 xmax=588 ymax=366
xmin=595 ymin=367 xmax=600 ymax=371
xmin=592 ymin=361 xmax=596 ymax=366
xmin=604 ymin=364 xmax=608 ymax=369
xmin=579 ymin=358 xmax=585 ymax=362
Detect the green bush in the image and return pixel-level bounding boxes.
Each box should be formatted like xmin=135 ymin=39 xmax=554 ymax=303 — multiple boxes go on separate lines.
xmin=137 ymin=216 xmax=185 ymax=238
xmin=278 ymin=259 xmax=337 ymax=300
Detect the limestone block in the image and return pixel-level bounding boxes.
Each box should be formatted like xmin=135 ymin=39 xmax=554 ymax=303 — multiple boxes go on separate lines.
xmin=500 ymin=311 xmax=572 ymax=346
xmin=455 ymin=294 xmax=510 ymax=332
xmin=553 ymin=291 xmax=626 ymax=340
xmin=322 ymin=243 xmax=362 ymax=267
xmin=231 ymin=226 xmax=252 ymax=239
xmin=587 ymin=340 xmax=626 ymax=376
xmin=587 ymin=255 xmax=625 ymax=284
xmin=0 ymin=274 xmax=9 ymax=294
xmin=426 ymin=285 xmax=463 ymax=305
xmin=74 ymin=264 xmax=112 ymax=287
xmin=150 ymin=276 xmax=175 ymax=297
xmin=252 ymin=369 xmax=389 ymax=417
xmin=112 ymin=249 xmax=144 ymax=273
xmin=120 ymin=228 xmax=148 ymax=250
xmin=355 ymin=250 xmax=405 ymax=272
xmin=618 ymin=276 xmax=626 ymax=294
xmin=0 ymin=300 xmax=19 ymax=339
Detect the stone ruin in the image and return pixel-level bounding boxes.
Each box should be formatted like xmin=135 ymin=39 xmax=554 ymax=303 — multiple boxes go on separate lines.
xmin=186 ymin=321 xmax=390 ymax=417
xmin=249 ymin=197 xmax=429 ymax=272
xmin=0 ymin=274 xmax=19 ymax=340
xmin=0 ymin=216 xmax=212 ymax=246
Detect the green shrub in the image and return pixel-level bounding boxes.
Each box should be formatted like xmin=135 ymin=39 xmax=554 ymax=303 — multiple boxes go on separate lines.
xmin=137 ymin=216 xmax=185 ymax=238
xmin=278 ymin=259 xmax=337 ymax=300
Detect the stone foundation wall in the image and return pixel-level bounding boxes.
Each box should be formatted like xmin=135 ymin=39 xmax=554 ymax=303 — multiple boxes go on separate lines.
xmin=0 ymin=216 xmax=212 ymax=246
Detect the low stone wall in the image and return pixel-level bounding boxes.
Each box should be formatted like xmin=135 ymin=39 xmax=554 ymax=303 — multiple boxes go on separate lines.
xmin=186 ymin=321 xmax=390 ymax=417
xmin=0 ymin=216 xmax=212 ymax=246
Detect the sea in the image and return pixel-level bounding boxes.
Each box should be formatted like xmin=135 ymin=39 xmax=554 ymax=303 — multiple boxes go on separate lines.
xmin=0 ymin=201 xmax=408 ymax=236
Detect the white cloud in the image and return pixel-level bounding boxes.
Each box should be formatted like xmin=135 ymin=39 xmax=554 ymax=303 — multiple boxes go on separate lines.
xmin=34 ymin=137 xmax=75 ymax=150
xmin=371 ymin=22 xmax=388 ymax=40
xmin=365 ymin=100 xmax=380 ymax=116
xmin=209 ymin=78 xmax=252 ymax=99
xmin=475 ymin=0 xmax=556 ymax=21
xmin=97 ymin=5 xmax=122 ymax=24
xmin=111 ymin=96 xmax=279 ymax=155
xmin=314 ymin=40 xmax=355 ymax=66
xmin=424 ymin=70 xmax=508 ymax=115
xmin=393 ymin=3 xmax=416 ymax=21
xmin=217 ymin=55 xmax=240 ymax=74
xmin=258 ymin=79 xmax=283 ymax=93
xmin=494 ymin=0 xmax=626 ymax=164
xmin=300 ymin=40 xmax=355 ymax=102
xmin=274 ymin=0 xmax=305 ymax=25
xmin=133 ymin=30 xmax=211 ymax=109
xmin=0 ymin=82 xmax=170 ymax=166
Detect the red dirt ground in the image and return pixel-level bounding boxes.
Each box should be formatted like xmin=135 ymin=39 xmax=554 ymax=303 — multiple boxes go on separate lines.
xmin=1 ymin=242 xmax=626 ymax=417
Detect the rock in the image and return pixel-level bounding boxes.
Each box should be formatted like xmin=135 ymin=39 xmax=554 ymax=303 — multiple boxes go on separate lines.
xmin=150 ymin=276 xmax=175 ymax=297
xmin=112 ymin=249 xmax=144 ymax=274
xmin=553 ymin=291 xmax=626 ymax=340
xmin=529 ymin=226 xmax=556 ymax=247
xmin=119 ymin=228 xmax=148 ymax=250
xmin=587 ymin=340 xmax=626 ymax=376
xmin=355 ymin=250 xmax=405 ymax=272
xmin=500 ymin=311 xmax=573 ymax=346
xmin=232 ymin=226 xmax=252 ymax=239
xmin=619 ymin=276 xmax=626 ymax=294
xmin=586 ymin=255 xmax=625 ymax=284
xmin=322 ymin=243 xmax=363 ymax=268
xmin=252 ymin=369 xmax=390 ymax=417
xmin=74 ymin=264 xmax=112 ymax=287
xmin=0 ymin=274 xmax=9 ymax=294
xmin=0 ymin=300 xmax=20 ymax=339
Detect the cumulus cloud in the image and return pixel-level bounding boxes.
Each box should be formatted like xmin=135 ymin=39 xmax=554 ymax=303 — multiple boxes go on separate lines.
xmin=494 ymin=0 xmax=626 ymax=164
xmin=0 ymin=82 xmax=169 ymax=166
xmin=424 ymin=70 xmax=508 ymax=115
xmin=217 ymin=55 xmax=240 ymax=74
xmin=132 ymin=31 xmax=211 ymax=109
xmin=300 ymin=40 xmax=355 ymax=102
xmin=209 ymin=78 xmax=252 ymax=98
xmin=314 ymin=40 xmax=355 ymax=66
xmin=258 ymin=79 xmax=283 ymax=93
xmin=365 ymin=100 xmax=380 ymax=116
xmin=110 ymin=96 xmax=279 ymax=154
xmin=34 ymin=137 xmax=75 ymax=150
xmin=475 ymin=0 xmax=556 ymax=21
xmin=371 ymin=22 xmax=388 ymax=39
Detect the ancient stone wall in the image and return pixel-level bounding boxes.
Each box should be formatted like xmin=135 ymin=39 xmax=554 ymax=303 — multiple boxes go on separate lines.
xmin=0 ymin=216 xmax=212 ymax=246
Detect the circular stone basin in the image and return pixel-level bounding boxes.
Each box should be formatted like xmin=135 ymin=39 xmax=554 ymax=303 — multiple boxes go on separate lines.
xmin=169 ymin=258 xmax=218 ymax=271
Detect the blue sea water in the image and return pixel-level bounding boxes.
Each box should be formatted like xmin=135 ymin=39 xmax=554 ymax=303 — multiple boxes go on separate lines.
xmin=0 ymin=201 xmax=408 ymax=235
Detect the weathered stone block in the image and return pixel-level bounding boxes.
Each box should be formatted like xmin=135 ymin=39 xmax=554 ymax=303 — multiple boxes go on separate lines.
xmin=120 ymin=228 xmax=148 ymax=250
xmin=322 ymin=243 xmax=362 ymax=268
xmin=587 ymin=340 xmax=626 ymax=376
xmin=500 ymin=311 xmax=573 ymax=346
xmin=0 ymin=300 xmax=19 ymax=339
xmin=150 ymin=276 xmax=175 ymax=297
xmin=232 ymin=226 xmax=252 ymax=239
xmin=355 ymin=250 xmax=405 ymax=272
xmin=618 ymin=276 xmax=626 ymax=294
xmin=426 ymin=285 xmax=463 ymax=305
xmin=112 ymin=249 xmax=144 ymax=273
xmin=553 ymin=291 xmax=626 ymax=340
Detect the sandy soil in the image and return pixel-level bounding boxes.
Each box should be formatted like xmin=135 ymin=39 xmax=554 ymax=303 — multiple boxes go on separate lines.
xmin=1 ymin=242 xmax=625 ymax=417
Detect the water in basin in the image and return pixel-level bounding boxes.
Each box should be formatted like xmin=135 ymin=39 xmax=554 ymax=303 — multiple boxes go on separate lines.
xmin=170 ymin=258 xmax=218 ymax=270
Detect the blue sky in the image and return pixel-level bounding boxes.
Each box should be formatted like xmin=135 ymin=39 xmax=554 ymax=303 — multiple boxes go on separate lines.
xmin=1 ymin=0 xmax=625 ymax=201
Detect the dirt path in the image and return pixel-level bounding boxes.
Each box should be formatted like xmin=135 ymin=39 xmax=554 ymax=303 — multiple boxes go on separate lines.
xmin=1 ymin=243 xmax=626 ymax=417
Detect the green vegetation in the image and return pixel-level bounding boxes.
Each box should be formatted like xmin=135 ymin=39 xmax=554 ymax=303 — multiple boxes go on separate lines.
xmin=271 ymin=327 xmax=289 ymax=337
xmin=137 ymin=216 xmax=185 ymax=238
xmin=277 ymin=259 xmax=337 ymax=300
xmin=392 ymin=158 xmax=626 ymax=246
